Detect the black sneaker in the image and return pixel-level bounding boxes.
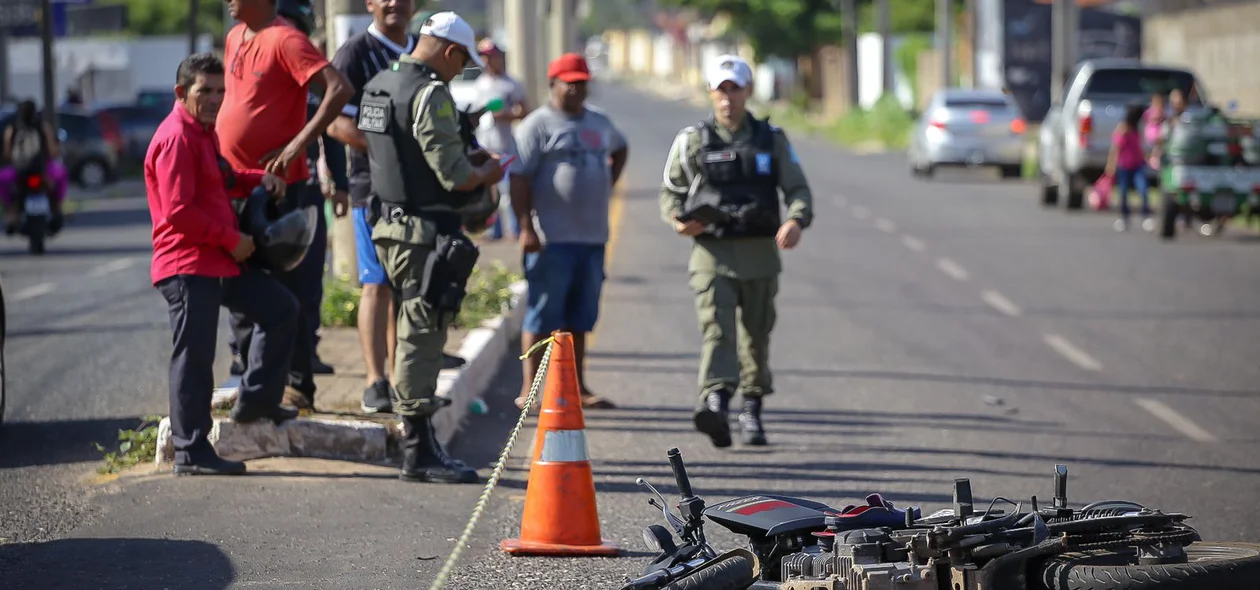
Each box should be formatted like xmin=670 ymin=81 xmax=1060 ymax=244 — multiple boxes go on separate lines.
xmin=362 ymin=379 xmax=394 ymax=414
xmin=173 ymin=454 xmax=247 ymax=476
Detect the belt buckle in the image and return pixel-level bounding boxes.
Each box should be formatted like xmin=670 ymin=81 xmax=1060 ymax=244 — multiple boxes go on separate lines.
xmin=389 ymin=206 xmax=404 ymax=222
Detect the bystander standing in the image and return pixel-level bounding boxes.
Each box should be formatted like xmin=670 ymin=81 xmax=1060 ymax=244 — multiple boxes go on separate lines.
xmin=509 ymin=52 xmax=628 ymax=412
xmin=146 ymin=52 xmax=298 ymax=476
xmin=218 ymin=0 xmax=353 ymax=409
xmin=472 ymin=38 xmax=530 ymax=241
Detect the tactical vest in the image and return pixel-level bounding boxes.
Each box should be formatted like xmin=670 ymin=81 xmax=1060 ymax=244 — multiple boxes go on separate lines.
xmin=691 ymin=115 xmax=782 ymax=239
xmin=357 ymin=60 xmax=485 ymax=228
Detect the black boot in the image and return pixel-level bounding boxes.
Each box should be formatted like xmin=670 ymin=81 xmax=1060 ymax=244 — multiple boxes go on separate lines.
xmin=693 ymin=388 xmax=733 ymax=448
xmin=738 ymin=397 xmax=767 ymax=446
xmin=399 ymin=414 xmax=479 ymax=484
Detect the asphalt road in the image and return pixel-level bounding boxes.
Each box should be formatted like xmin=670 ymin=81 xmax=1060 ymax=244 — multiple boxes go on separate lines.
xmin=2 ymin=82 xmax=1258 ymax=589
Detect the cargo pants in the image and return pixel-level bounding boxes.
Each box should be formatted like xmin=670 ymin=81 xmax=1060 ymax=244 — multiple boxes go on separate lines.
xmin=690 ymin=271 xmax=779 ymax=401
xmin=373 ymin=213 xmax=449 ymax=418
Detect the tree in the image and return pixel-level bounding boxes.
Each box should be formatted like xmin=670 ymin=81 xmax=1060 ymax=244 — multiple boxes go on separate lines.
xmin=104 ymin=0 xmax=225 ymax=37
xmin=657 ymin=0 xmax=845 ymax=61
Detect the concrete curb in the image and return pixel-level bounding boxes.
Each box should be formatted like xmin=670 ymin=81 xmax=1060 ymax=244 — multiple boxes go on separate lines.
xmin=154 ymin=280 xmax=529 ymax=466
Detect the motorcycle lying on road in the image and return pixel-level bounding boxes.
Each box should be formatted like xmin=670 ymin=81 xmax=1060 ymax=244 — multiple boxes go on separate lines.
xmin=622 ymin=448 xmax=1260 ymax=590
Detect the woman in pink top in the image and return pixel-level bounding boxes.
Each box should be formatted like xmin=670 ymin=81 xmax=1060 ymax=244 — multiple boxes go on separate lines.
xmin=1106 ymin=103 xmax=1152 ymax=231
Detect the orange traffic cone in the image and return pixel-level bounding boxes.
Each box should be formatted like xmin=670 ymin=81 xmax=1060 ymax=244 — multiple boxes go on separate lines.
xmin=501 ymin=331 xmax=620 ymax=557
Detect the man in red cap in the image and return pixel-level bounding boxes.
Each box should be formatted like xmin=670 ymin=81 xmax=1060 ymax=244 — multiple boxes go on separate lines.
xmin=509 ymin=52 xmax=629 ymax=411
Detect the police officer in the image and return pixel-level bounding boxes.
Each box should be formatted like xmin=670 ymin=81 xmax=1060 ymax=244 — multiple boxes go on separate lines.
xmin=358 ymin=11 xmax=503 ymax=484
xmin=658 ymin=55 xmax=815 ymax=449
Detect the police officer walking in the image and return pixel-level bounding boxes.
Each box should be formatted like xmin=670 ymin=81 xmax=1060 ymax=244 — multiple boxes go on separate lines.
xmin=658 ymin=55 xmax=814 ymax=449
xmin=358 ymin=11 xmax=503 ymax=483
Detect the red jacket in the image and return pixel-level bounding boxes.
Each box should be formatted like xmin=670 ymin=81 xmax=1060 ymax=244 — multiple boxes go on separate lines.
xmin=145 ymin=104 xmax=266 ymax=285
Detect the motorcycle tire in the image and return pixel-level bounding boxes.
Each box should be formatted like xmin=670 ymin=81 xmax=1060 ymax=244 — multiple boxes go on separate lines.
xmin=1039 ymin=542 xmax=1260 ymax=590
xmin=662 ymin=554 xmax=756 ymax=590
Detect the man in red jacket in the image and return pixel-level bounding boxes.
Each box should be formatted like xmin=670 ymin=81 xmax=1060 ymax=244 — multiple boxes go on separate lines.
xmin=146 ymin=52 xmax=299 ymax=476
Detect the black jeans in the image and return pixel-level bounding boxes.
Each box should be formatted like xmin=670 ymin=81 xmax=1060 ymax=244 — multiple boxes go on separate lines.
xmin=229 ymin=181 xmax=326 ymax=398
xmin=156 ymin=268 xmax=299 ymax=465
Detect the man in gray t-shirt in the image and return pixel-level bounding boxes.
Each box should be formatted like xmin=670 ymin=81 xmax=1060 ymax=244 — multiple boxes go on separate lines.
xmin=510 ymin=52 xmax=629 ymax=412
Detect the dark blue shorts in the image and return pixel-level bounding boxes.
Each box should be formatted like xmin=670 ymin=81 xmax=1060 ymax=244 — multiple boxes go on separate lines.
xmin=352 ymin=206 xmax=387 ymax=286
xmin=523 ymin=243 xmax=606 ymax=334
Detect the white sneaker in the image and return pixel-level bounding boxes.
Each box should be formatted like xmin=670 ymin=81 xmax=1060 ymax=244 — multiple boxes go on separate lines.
xmin=1114 ymin=219 xmax=1129 ymax=232
xmin=1141 ymin=217 xmax=1156 ymax=232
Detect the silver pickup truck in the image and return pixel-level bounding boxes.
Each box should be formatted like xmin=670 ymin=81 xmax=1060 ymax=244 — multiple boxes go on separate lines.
xmin=1037 ymin=58 xmax=1204 ymax=209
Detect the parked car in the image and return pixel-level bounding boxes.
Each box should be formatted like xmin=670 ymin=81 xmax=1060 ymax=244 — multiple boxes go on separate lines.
xmin=94 ymin=103 xmax=168 ymax=169
xmin=908 ymin=88 xmax=1027 ymax=179
xmin=0 ymin=108 xmax=123 ymax=191
xmin=1037 ymin=58 xmax=1204 ymax=209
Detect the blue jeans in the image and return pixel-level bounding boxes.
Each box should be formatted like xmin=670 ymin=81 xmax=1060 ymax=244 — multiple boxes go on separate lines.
xmin=522 ymin=243 xmax=606 ymax=334
xmin=1115 ymin=165 xmax=1151 ymax=219
xmin=489 ymin=176 xmax=519 ymax=239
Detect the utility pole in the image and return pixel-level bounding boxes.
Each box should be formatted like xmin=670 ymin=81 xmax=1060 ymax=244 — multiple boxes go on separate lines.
xmin=548 ymin=0 xmax=572 ymax=63
xmin=938 ymin=0 xmax=952 ymax=88
xmin=506 ymin=0 xmax=541 ymax=110
xmin=841 ymin=0 xmax=858 ymax=107
xmin=39 ymin=0 xmax=55 ymax=128
xmin=324 ymin=0 xmax=368 ymax=282
xmin=878 ymin=0 xmax=892 ymax=96
xmin=533 ymin=0 xmax=549 ymax=105
xmin=189 ymin=0 xmax=200 ymax=55
xmin=0 ymin=30 xmax=9 ymax=102
xmin=1051 ymin=0 xmax=1077 ymax=101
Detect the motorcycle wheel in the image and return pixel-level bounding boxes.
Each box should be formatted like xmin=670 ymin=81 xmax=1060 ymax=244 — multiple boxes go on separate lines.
xmin=1039 ymin=542 xmax=1260 ymax=590
xmin=662 ymin=553 xmax=756 ymax=590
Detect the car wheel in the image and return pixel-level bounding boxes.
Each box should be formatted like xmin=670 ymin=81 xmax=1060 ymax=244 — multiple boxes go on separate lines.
xmin=76 ymin=159 xmax=109 ymax=191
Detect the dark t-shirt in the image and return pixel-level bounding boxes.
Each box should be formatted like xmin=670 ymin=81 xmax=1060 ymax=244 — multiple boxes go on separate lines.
xmin=330 ymin=26 xmax=415 ymax=207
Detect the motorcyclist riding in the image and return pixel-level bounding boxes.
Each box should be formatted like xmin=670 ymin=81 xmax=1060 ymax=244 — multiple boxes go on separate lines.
xmin=2 ymin=100 xmax=66 ymax=236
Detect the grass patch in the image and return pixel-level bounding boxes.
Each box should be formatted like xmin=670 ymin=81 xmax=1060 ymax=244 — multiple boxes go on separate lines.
xmin=319 ymin=261 xmax=524 ymax=330
xmin=94 ymin=414 xmax=163 ymax=474
xmin=761 ymin=94 xmax=915 ymax=152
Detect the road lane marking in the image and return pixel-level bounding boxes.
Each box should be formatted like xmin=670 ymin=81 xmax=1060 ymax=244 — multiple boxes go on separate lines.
xmin=1043 ymin=333 xmax=1102 ymax=371
xmin=12 ymin=282 xmax=55 ymax=301
xmin=902 ymin=236 xmax=925 ymax=251
xmin=852 ymin=206 xmax=869 ymax=219
xmin=89 ymin=257 xmax=137 ymax=277
xmin=1134 ymin=398 xmax=1219 ymax=443
xmin=936 ymin=258 xmax=969 ymax=281
xmin=874 ymin=218 xmax=896 ymax=233
xmin=981 ymin=290 xmax=1022 ymax=317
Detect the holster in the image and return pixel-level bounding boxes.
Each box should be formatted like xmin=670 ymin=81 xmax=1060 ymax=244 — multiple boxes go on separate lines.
xmin=402 ymin=231 xmax=480 ymax=327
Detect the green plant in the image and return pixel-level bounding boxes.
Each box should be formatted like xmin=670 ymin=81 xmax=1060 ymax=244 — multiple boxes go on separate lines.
xmin=828 ymin=94 xmax=916 ymax=150
xmin=321 ymin=274 xmax=362 ymax=328
xmin=453 ymin=261 xmax=524 ymax=330
xmin=94 ymin=414 xmax=163 ymax=474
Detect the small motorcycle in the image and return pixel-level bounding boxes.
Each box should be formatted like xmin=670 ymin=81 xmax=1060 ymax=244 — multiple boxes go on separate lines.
xmin=12 ymin=170 xmax=53 ymax=255
xmin=622 ymin=448 xmax=1260 ymax=590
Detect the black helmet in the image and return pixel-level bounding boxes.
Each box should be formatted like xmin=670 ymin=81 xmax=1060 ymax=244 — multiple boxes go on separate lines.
xmin=277 ymin=0 xmax=316 ymax=36
xmin=239 ymin=186 xmax=318 ymax=272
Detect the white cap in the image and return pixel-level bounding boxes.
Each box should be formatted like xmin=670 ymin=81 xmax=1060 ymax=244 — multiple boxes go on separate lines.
xmin=707 ymin=54 xmax=753 ymax=90
xmin=418 ymin=11 xmax=486 ymax=69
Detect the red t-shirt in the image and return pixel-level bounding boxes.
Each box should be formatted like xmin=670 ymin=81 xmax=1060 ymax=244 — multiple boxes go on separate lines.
xmin=218 ymin=19 xmax=329 ymax=184
xmin=145 ymin=104 xmax=265 ymax=284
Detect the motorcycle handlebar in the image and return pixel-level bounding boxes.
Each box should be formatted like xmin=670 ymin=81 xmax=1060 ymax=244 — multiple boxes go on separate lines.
xmin=667 ymin=448 xmax=694 ymax=499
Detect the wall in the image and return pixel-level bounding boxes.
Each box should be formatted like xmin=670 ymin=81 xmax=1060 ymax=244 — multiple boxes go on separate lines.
xmin=1143 ymin=1 xmax=1260 ymax=116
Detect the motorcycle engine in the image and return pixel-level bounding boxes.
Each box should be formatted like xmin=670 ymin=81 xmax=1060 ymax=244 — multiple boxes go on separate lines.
xmin=777 ymin=529 xmax=936 ymax=590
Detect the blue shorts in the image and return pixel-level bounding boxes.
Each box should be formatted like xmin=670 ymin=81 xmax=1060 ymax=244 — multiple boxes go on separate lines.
xmin=352 ymin=206 xmax=387 ymax=286
xmin=523 ymin=243 xmax=606 ymax=334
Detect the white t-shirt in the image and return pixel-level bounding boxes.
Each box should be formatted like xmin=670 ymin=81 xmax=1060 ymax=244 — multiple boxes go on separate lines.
xmin=473 ymin=73 xmax=527 ymax=156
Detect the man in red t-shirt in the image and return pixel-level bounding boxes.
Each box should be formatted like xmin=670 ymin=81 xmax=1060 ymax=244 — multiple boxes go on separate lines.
xmin=147 ymin=52 xmax=301 ymax=476
xmin=219 ymin=0 xmax=352 ymax=409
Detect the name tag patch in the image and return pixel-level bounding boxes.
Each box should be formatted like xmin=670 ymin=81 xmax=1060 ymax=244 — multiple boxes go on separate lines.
xmin=755 ymin=152 xmax=772 ymax=175
xmin=704 ymin=150 xmax=737 ymax=163
xmin=357 ymin=101 xmax=390 ymax=134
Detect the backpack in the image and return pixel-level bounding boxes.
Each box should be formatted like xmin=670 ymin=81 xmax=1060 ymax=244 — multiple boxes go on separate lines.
xmin=10 ymin=123 xmax=47 ymax=177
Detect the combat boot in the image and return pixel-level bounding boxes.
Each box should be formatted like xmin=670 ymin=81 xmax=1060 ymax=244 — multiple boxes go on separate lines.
xmin=693 ymin=388 xmax=733 ymax=448
xmin=399 ymin=414 xmax=479 ymax=484
xmin=738 ymin=397 xmax=767 ymax=446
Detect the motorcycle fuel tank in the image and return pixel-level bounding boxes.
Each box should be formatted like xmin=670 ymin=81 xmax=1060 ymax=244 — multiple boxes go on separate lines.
xmin=704 ymin=494 xmax=837 ymax=537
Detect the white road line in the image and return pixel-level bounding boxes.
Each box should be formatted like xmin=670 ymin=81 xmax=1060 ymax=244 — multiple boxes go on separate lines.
xmin=12 ymin=282 xmax=55 ymax=301
xmin=1043 ymin=333 xmax=1103 ymax=371
xmin=936 ymin=258 xmax=969 ymax=281
xmin=852 ymin=206 xmax=869 ymax=219
xmin=874 ymin=218 xmax=896 ymax=233
xmin=981 ymin=289 xmax=1022 ymax=317
xmin=1134 ymin=398 xmax=1219 ymax=443
xmin=89 ymin=257 xmax=137 ymax=277
xmin=902 ymin=235 xmax=925 ymax=252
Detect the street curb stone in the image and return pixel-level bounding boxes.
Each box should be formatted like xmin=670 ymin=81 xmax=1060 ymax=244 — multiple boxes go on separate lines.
xmin=154 ymin=280 xmax=529 ymax=466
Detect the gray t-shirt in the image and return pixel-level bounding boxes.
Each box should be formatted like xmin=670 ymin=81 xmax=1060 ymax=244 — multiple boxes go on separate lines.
xmin=512 ymin=104 xmax=627 ymax=245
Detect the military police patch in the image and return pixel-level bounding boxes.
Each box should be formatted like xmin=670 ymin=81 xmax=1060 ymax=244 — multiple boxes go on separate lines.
xmin=755 ymin=152 xmax=772 ymax=175
xmin=358 ymin=100 xmax=390 ymax=134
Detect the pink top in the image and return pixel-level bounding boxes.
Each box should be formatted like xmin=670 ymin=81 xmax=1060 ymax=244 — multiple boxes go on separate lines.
xmin=1142 ymin=107 xmax=1164 ymax=145
xmin=1113 ymin=128 xmax=1145 ymax=170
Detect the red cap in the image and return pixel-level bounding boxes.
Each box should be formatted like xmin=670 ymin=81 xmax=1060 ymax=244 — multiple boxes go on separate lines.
xmin=547 ymin=52 xmax=591 ymax=82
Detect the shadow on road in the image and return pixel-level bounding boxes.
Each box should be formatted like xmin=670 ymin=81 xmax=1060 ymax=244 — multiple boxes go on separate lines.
xmin=0 ymin=537 xmax=234 ymax=589
xmin=64 ymin=200 xmax=152 ymax=230
xmin=0 ymin=243 xmax=152 ymax=258
xmin=0 ymin=416 xmax=151 ymax=469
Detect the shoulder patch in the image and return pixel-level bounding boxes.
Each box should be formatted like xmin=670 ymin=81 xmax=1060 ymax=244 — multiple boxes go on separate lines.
xmin=435 ymin=99 xmax=454 ymax=119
